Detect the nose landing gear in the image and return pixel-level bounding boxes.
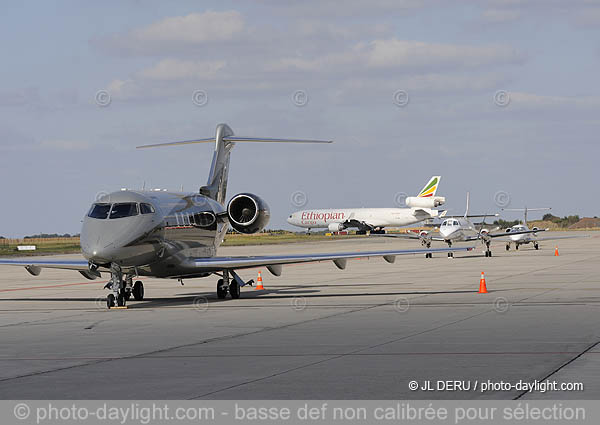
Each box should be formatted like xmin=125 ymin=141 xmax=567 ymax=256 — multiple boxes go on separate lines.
xmin=484 ymin=241 xmax=492 ymax=257
xmin=105 ymin=264 xmax=144 ymax=309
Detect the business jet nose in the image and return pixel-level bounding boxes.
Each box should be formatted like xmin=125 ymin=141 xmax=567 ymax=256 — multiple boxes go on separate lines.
xmin=80 ymin=222 xmax=125 ymax=264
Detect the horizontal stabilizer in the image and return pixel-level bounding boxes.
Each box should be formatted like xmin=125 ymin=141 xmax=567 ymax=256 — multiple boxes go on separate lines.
xmin=137 ymin=136 xmax=332 ymax=149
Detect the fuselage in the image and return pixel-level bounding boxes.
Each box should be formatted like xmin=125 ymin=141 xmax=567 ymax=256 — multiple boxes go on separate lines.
xmin=80 ymin=190 xmax=227 ymax=278
xmin=438 ymin=218 xmax=479 ymax=242
xmin=507 ymin=224 xmax=537 ymax=244
xmin=287 ymin=208 xmax=440 ymax=230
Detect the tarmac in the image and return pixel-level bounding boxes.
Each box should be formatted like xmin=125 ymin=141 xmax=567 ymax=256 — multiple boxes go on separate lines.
xmin=0 ymin=232 xmax=598 ymax=399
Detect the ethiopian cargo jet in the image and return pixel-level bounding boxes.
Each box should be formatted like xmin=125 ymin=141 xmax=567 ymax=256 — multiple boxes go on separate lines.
xmin=287 ymin=176 xmax=446 ymax=234
xmin=0 ymin=124 xmax=471 ymax=308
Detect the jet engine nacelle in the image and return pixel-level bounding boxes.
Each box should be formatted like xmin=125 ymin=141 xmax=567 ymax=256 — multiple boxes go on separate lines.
xmin=405 ymin=196 xmax=446 ymax=208
xmin=532 ymin=227 xmax=539 ymax=232
xmin=227 ymin=193 xmax=270 ymax=234
xmin=328 ymin=222 xmax=345 ymax=232
xmin=419 ymin=230 xmax=430 ymax=239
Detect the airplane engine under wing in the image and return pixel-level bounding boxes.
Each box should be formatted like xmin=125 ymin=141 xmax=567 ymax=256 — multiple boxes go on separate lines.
xmin=405 ymin=196 xmax=446 ymax=208
xmin=328 ymin=222 xmax=345 ymax=232
xmin=227 ymin=193 xmax=270 ymax=234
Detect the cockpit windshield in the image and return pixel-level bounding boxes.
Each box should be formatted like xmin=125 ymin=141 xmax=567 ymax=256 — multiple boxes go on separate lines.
xmin=140 ymin=203 xmax=155 ymax=214
xmin=109 ymin=203 xmax=139 ymax=219
xmin=88 ymin=204 xmax=111 ymax=219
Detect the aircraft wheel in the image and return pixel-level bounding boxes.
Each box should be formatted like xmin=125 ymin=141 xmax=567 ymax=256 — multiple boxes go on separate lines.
xmin=229 ymin=281 xmax=241 ymax=299
xmin=506 ymin=244 xmax=510 ymax=251
xmin=534 ymin=243 xmax=539 ymax=250
xmin=515 ymin=244 xmax=519 ymax=250
xmin=107 ymin=294 xmax=115 ymax=309
xmin=216 ymin=279 xmax=227 ymax=299
xmin=117 ymin=292 xmax=126 ymax=307
xmin=133 ymin=281 xmax=144 ymax=301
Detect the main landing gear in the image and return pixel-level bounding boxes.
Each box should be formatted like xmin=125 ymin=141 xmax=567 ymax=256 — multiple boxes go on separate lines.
xmin=105 ymin=264 xmax=144 ymax=309
xmin=506 ymin=244 xmax=510 ymax=251
xmin=424 ymin=242 xmax=433 ymax=258
xmin=534 ymin=242 xmax=539 ymax=250
xmin=216 ymin=270 xmax=250 ymax=299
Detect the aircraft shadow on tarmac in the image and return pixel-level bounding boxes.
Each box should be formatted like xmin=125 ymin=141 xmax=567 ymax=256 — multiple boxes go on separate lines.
xmin=0 ymin=285 xmax=502 ymax=310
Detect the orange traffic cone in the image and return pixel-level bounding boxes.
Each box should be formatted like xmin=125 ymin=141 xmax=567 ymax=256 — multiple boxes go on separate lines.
xmin=479 ymin=272 xmax=488 ymax=294
xmin=554 ymin=246 xmax=559 ymax=256
xmin=255 ymin=270 xmax=264 ymax=290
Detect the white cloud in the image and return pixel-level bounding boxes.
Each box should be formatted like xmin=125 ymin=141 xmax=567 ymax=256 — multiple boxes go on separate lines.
xmin=481 ymin=8 xmax=521 ymax=23
xmin=131 ymin=11 xmax=244 ymax=44
xmin=266 ymin=39 xmax=524 ymax=72
xmin=94 ymin=11 xmax=246 ymax=55
xmin=138 ymin=59 xmax=226 ymax=81
xmin=510 ymin=92 xmax=600 ymax=109
xmin=39 ymin=140 xmax=92 ymax=151
xmin=364 ymin=39 xmax=523 ymax=68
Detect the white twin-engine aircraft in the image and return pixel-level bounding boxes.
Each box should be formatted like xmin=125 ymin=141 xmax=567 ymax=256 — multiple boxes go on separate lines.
xmin=287 ymin=176 xmax=446 ymax=234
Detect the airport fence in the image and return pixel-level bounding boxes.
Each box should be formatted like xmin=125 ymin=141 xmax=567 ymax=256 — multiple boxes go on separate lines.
xmin=0 ymin=237 xmax=80 ymax=248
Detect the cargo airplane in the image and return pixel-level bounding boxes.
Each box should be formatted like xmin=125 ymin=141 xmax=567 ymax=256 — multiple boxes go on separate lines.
xmin=0 ymin=124 xmax=472 ymax=308
xmin=287 ymin=176 xmax=446 ymax=234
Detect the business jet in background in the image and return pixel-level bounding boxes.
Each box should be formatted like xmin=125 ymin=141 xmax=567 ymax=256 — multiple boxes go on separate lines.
xmin=377 ymin=193 xmax=546 ymax=258
xmin=501 ymin=207 xmax=584 ymax=251
xmin=287 ymin=176 xmax=446 ymax=234
xmin=0 ymin=125 xmax=471 ymax=308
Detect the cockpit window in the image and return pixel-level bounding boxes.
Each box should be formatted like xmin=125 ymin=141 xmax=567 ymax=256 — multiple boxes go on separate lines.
xmin=109 ymin=203 xmax=139 ymax=219
xmin=88 ymin=203 xmax=111 ymax=219
xmin=140 ymin=203 xmax=155 ymax=214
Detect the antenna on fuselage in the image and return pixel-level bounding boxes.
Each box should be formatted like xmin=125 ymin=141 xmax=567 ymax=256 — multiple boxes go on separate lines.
xmin=464 ymin=192 xmax=470 ymax=218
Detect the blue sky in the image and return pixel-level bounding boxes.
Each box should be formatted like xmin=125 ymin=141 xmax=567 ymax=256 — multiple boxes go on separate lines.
xmin=1 ymin=0 xmax=599 ymax=237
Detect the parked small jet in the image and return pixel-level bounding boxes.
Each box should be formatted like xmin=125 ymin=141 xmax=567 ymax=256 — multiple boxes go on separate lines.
xmin=501 ymin=207 xmax=582 ymax=250
xmin=377 ymin=193 xmax=545 ymax=258
xmin=0 ymin=124 xmax=472 ymax=308
xmin=287 ymin=176 xmax=446 ymax=234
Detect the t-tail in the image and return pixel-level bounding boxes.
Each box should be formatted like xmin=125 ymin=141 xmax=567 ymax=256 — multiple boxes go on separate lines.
xmin=502 ymin=207 xmax=551 ymax=226
xmin=137 ymin=123 xmax=332 ymax=205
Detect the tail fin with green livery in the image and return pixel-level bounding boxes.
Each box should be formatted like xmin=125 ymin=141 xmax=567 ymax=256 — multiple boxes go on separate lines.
xmin=417 ymin=176 xmax=441 ymax=198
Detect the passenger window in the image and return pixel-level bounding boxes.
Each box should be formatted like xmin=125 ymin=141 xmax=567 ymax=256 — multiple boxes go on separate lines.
xmin=88 ymin=204 xmax=111 ymax=219
xmin=140 ymin=203 xmax=155 ymax=214
xmin=109 ymin=203 xmax=139 ymax=219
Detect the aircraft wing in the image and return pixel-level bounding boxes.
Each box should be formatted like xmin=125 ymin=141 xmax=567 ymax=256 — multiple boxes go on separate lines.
xmin=190 ymin=246 xmax=474 ymax=272
xmin=0 ymin=258 xmax=107 ymax=280
xmin=463 ymin=228 xmax=550 ymax=241
xmin=533 ymin=234 xmax=589 ymax=242
xmin=371 ymin=233 xmax=447 ymax=242
xmin=0 ymin=259 xmax=92 ymax=271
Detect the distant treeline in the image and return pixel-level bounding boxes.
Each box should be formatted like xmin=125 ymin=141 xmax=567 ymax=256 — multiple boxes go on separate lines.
xmin=23 ymin=233 xmax=80 ymax=239
xmin=494 ymin=214 xmax=583 ymax=229
xmin=541 ymin=214 xmax=581 ymax=227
